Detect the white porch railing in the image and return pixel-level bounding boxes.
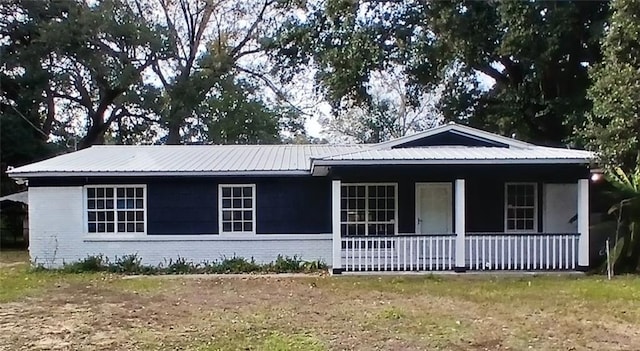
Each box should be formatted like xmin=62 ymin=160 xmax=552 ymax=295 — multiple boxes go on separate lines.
xmin=466 ymin=233 xmax=579 ymax=270
xmin=341 ymin=234 xmax=455 ymax=272
xmin=338 ymin=233 xmax=579 ymax=272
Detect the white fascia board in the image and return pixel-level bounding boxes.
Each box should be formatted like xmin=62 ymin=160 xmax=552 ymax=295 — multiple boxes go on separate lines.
xmin=313 ymin=158 xmax=592 ymax=166
xmin=7 ymin=170 xmax=312 ymax=178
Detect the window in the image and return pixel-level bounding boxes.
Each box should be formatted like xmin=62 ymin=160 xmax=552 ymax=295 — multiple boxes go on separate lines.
xmin=505 ymin=183 xmax=537 ymax=232
xmin=86 ymin=186 xmax=145 ymax=233
xmin=219 ymin=184 xmax=255 ymax=234
xmin=340 ymin=184 xmax=397 ymax=236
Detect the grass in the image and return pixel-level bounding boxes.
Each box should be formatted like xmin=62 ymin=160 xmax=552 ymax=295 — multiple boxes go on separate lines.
xmin=1 ymin=251 xmax=640 ymax=350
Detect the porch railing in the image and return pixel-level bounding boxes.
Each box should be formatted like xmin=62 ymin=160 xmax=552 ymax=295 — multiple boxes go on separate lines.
xmin=341 ymin=234 xmax=455 ymax=272
xmin=339 ymin=232 xmax=579 ymax=272
xmin=466 ymin=233 xmax=579 ymax=270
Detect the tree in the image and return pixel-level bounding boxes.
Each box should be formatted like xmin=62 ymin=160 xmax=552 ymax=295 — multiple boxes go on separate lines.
xmin=273 ymin=0 xmax=609 ymax=145
xmin=149 ymin=0 xmax=302 ymax=144
xmin=1 ymin=0 xmax=171 ymax=149
xmin=321 ymin=70 xmax=441 ymax=143
xmin=582 ymin=0 xmax=640 ymax=173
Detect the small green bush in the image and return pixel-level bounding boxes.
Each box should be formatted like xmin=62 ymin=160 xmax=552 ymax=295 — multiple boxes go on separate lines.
xmin=218 ymin=256 xmax=261 ymax=273
xmin=62 ymin=255 xmax=106 ymax=273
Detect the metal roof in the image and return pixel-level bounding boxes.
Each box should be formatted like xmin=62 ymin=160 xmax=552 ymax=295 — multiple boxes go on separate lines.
xmin=313 ymin=146 xmax=593 ymax=165
xmin=7 ymin=124 xmax=594 ymax=178
xmin=7 ymin=145 xmax=365 ymax=177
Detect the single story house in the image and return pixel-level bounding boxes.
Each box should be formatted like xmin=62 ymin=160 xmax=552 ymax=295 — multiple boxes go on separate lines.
xmin=8 ymin=123 xmax=594 ymax=273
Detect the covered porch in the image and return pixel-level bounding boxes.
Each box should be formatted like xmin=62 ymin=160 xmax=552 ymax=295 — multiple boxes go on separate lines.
xmin=328 ymin=166 xmax=590 ymax=273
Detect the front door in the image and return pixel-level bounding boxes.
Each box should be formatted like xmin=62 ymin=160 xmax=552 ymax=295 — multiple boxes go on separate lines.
xmin=416 ymin=183 xmax=453 ymax=234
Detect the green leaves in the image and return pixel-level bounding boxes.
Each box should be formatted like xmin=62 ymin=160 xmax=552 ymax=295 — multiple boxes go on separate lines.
xmin=583 ymin=0 xmax=640 ymax=173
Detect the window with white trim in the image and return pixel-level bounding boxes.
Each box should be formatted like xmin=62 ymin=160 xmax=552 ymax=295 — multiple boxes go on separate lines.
xmin=219 ymin=184 xmax=255 ymax=234
xmin=505 ymin=183 xmax=537 ymax=232
xmin=341 ymin=184 xmax=397 ymax=236
xmin=86 ymin=186 xmax=146 ymax=233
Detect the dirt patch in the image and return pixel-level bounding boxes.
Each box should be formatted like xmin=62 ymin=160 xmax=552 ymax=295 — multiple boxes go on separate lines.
xmin=1 ymin=275 xmax=640 ymax=350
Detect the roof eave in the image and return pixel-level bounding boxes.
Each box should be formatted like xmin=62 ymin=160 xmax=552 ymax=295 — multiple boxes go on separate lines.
xmin=7 ymin=170 xmax=313 ymax=179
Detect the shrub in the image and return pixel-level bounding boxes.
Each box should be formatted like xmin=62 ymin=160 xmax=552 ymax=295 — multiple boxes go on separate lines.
xmin=61 ymin=255 xmax=106 ymax=273
xmin=39 ymin=254 xmax=327 ymax=275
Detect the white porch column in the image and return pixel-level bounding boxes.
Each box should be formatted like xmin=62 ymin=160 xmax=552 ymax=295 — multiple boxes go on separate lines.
xmin=577 ymin=178 xmax=590 ymax=270
xmin=331 ymin=180 xmax=343 ymax=274
xmin=454 ymin=179 xmax=466 ymax=272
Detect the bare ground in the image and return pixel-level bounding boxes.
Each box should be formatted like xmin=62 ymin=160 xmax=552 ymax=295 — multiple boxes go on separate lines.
xmin=1 ymin=265 xmax=640 ymax=350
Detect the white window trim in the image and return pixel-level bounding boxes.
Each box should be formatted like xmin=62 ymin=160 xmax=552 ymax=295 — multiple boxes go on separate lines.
xmin=83 ymin=184 xmax=148 ymax=235
xmin=504 ymin=182 xmax=538 ymax=233
xmin=218 ymin=184 xmax=257 ymax=236
xmin=340 ymin=182 xmax=399 ymax=236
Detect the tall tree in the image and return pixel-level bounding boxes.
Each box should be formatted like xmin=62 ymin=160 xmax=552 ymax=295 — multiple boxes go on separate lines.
xmin=150 ymin=0 xmax=301 ymax=144
xmin=273 ymin=0 xmax=609 ymax=145
xmin=1 ymin=0 xmax=171 ymax=149
xmin=582 ymin=0 xmax=640 ymax=173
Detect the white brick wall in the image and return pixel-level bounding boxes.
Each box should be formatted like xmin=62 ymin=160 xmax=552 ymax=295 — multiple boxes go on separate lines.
xmin=29 ymin=187 xmax=332 ymax=268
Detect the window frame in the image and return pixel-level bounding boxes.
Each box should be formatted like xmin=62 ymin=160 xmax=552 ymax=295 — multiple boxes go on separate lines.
xmin=83 ymin=184 xmax=147 ymax=235
xmin=218 ymin=183 xmax=257 ymax=235
xmin=340 ymin=182 xmax=399 ymax=236
xmin=504 ymin=182 xmax=538 ymax=233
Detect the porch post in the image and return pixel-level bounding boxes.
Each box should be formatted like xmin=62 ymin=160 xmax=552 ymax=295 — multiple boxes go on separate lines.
xmin=577 ymin=178 xmax=589 ymax=271
xmin=331 ymin=179 xmax=343 ymax=274
xmin=454 ymin=179 xmax=466 ymax=272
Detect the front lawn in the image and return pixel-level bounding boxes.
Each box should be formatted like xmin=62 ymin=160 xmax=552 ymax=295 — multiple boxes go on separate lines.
xmin=1 ymin=255 xmax=639 ymax=350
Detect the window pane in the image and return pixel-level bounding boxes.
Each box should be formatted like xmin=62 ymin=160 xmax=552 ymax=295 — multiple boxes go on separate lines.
xmin=117 ymin=188 xmax=125 ymax=197
xmin=88 ymin=223 xmax=96 ymax=232
xmin=232 ymin=199 xmax=242 ymax=208
xmin=126 ymin=211 xmax=134 ymax=221
xmin=126 ymin=199 xmax=135 ymax=209
xmin=105 ymin=188 xmax=114 ymax=197
xmin=233 ymin=211 xmax=242 ymax=220
xmin=135 ymin=199 xmax=144 ymax=209
xmin=243 ymin=187 xmax=252 ymax=197
xmin=88 ymin=188 xmax=95 ymax=197
xmin=106 ymin=223 xmax=114 ymax=232
xmin=232 ymin=187 xmax=241 ymax=197
xmin=135 ymin=188 xmax=143 ymax=197
xmin=117 ymin=200 xmax=125 ymax=209
xmin=135 ymin=223 xmax=144 ymax=232
xmin=222 ymin=199 xmax=231 ymax=208
xmin=126 ymin=223 xmax=135 ymax=232
xmin=88 ymin=212 xmax=96 ymax=221
xmin=107 ymin=211 xmax=114 ymax=221
xmin=135 ymin=211 xmax=144 ymax=221
xmin=222 ymin=187 xmax=231 ymax=197
xmin=117 ymin=211 xmax=125 ymax=221
xmin=105 ymin=200 xmax=114 ymax=209
xmin=222 ymin=222 xmax=232 ymax=232
xmin=97 ymin=212 xmax=105 ymax=221
xmin=243 ymin=222 xmax=252 ymax=232
xmin=98 ymin=223 xmax=105 ymax=232
xmin=97 ymin=188 xmax=105 ymax=197
xmin=117 ymin=223 xmax=126 ymax=232
xmin=88 ymin=200 xmax=95 ymax=209
xmin=243 ymin=199 xmax=252 ymax=208
xmin=222 ymin=211 xmax=231 ymax=220
xmin=97 ymin=200 xmax=105 ymax=209
xmin=243 ymin=211 xmax=252 ymax=220
xmin=126 ymin=188 xmax=134 ymax=197
xmin=233 ymin=222 xmax=242 ymax=231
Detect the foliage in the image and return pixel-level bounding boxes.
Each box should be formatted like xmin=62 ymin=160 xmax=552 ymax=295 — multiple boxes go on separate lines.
xmin=50 ymin=254 xmax=327 ymax=275
xmin=273 ymin=0 xmax=609 ymax=144
xmin=582 ymin=0 xmax=640 ymax=173
xmin=605 ymin=165 xmax=640 ymax=273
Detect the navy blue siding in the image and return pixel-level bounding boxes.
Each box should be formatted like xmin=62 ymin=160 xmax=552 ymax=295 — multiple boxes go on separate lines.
xmin=28 ymin=163 xmax=588 ymax=235
xmin=393 ymin=130 xmax=508 ymax=148
xmin=331 ymin=164 xmax=589 ymax=233
xmin=30 ymin=175 xmax=331 ymax=235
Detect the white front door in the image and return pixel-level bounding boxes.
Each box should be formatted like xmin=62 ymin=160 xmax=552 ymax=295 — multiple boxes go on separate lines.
xmin=416 ymin=183 xmax=453 ymax=234
xmin=544 ymin=183 xmax=578 ymax=233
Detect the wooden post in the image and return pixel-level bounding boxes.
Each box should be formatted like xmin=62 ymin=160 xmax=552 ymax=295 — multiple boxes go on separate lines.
xmin=455 ymin=179 xmax=466 ymax=272
xmin=331 ymin=180 xmax=343 ymax=274
xmin=577 ymin=178 xmax=589 ymax=271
